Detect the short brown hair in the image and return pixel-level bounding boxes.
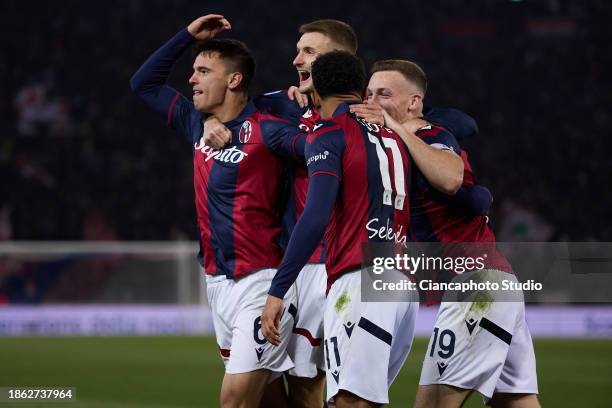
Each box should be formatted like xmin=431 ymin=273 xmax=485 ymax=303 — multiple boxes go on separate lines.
xmin=371 ymin=59 xmax=427 ymax=95
xmin=193 ymin=39 xmax=256 ymax=92
xmin=299 ymin=19 xmax=358 ymax=54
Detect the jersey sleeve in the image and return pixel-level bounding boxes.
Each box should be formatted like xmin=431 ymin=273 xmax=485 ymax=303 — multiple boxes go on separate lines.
xmin=130 ymin=28 xmax=200 ymax=143
xmin=268 ymin=174 xmax=339 ymax=298
xmin=259 ymin=115 xmax=306 ymax=161
xmin=305 ymin=126 xmax=346 ymax=180
xmin=417 ymin=127 xmax=461 ymax=155
xmin=423 ymin=107 xmax=478 ymax=142
xmin=254 ymin=90 xmax=305 ymax=126
xmin=444 ymin=185 xmax=493 ymax=215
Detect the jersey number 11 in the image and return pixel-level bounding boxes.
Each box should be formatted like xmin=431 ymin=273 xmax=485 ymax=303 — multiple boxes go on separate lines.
xmin=368 ymin=133 xmax=406 ymax=210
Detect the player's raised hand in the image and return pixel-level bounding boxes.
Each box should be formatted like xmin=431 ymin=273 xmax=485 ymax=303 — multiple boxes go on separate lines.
xmin=287 ymin=86 xmax=309 ymax=108
xmin=203 ymin=116 xmax=232 ymax=149
xmin=381 ymin=108 xmax=402 ymax=132
xmin=261 ymin=295 xmax=283 ymax=346
xmin=349 ymin=103 xmax=385 ymax=126
xmin=187 ymin=15 xmax=231 ymax=41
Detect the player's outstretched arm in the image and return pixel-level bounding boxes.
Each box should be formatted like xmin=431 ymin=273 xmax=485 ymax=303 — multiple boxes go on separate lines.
xmin=262 ymin=174 xmax=339 ymax=345
xmin=383 ymin=109 xmax=464 ymax=195
xmin=129 ymin=15 xmax=230 ymax=135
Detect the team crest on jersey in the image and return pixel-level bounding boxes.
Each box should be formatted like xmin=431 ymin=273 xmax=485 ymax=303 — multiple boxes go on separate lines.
xmin=239 ymin=120 xmax=253 ymax=143
xmin=302 ymin=109 xmax=313 ymax=118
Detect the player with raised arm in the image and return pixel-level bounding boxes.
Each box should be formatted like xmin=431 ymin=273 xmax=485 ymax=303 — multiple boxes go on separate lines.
xmin=130 ymin=14 xmax=308 ymax=408
xmin=261 ymin=51 xmax=419 ymax=408
xmin=356 ymin=59 xmax=540 ymax=407
xmin=202 ymin=21 xmax=489 ymax=406
xmin=205 ymin=21 xmax=361 ymax=407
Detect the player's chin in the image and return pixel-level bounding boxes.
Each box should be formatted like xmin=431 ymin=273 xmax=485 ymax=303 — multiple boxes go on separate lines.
xmin=297 ymin=81 xmax=314 ymax=95
xmin=193 ymin=99 xmax=209 ymax=113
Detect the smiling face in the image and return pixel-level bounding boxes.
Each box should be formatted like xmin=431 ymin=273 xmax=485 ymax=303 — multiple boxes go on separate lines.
xmin=293 ymin=32 xmax=337 ymax=94
xmin=366 ymin=70 xmax=423 ymax=123
xmin=188 ymin=52 xmax=231 ymax=113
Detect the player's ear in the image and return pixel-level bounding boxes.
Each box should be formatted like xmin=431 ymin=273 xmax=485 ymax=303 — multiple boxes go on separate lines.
xmin=227 ymin=72 xmax=244 ymax=91
xmin=409 ymin=94 xmax=423 ymax=110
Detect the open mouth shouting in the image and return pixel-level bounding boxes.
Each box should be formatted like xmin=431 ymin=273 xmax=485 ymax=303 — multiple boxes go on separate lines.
xmin=298 ymin=70 xmax=311 ymax=86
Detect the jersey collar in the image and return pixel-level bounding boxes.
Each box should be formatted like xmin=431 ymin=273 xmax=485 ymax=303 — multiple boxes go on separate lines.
xmin=224 ymin=100 xmax=257 ymax=128
xmin=332 ymin=99 xmax=363 ymax=117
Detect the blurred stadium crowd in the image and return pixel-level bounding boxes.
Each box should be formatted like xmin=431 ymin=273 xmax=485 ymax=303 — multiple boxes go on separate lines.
xmin=1 ymin=0 xmax=610 ymax=244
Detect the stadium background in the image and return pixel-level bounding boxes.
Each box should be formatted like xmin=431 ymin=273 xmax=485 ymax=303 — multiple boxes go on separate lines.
xmin=1 ymin=0 xmax=611 ymax=407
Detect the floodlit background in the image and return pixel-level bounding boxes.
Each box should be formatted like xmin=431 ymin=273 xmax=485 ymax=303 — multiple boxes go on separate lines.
xmin=1 ymin=0 xmax=611 ymax=406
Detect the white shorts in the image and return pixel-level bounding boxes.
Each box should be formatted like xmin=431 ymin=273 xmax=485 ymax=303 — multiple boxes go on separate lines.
xmin=287 ymin=263 xmax=327 ymax=378
xmin=419 ymin=293 xmax=538 ymax=399
xmin=206 ymin=269 xmax=297 ymax=375
xmin=324 ymin=270 xmax=419 ymax=404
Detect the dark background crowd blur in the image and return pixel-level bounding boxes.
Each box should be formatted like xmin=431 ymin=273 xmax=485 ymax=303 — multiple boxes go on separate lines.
xmin=1 ymin=0 xmax=610 ymax=243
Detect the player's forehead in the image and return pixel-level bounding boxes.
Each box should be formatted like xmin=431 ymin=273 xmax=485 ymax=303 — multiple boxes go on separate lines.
xmin=368 ymin=71 xmax=412 ymax=93
xmin=296 ymin=32 xmax=335 ymax=53
xmin=193 ymin=52 xmax=225 ymax=71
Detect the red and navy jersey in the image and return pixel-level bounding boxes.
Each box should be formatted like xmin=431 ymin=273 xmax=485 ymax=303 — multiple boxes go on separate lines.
xmin=255 ymin=91 xmax=326 ymax=263
xmin=306 ymin=102 xmax=412 ymax=287
xmin=169 ymin=99 xmax=304 ymax=279
xmin=410 ymin=126 xmax=511 ymax=274
xmin=131 ymin=29 xmax=304 ymax=280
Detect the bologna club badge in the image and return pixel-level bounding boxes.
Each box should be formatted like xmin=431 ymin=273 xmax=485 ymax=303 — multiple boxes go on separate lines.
xmin=239 ymin=120 xmax=252 ymax=144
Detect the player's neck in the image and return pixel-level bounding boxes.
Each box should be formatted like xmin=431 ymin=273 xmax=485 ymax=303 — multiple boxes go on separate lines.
xmin=211 ymin=93 xmax=249 ymax=123
xmin=406 ymin=109 xmax=423 ymax=121
xmin=319 ymin=94 xmax=361 ymax=119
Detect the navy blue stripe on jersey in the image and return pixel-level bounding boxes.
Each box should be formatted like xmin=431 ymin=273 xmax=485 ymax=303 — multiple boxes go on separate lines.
xmin=479 ymin=317 xmax=512 ymax=345
xmin=203 ymin=103 xmax=257 ymax=277
xmin=206 ymin=161 xmax=237 ymax=277
xmin=269 ymin=174 xmax=339 ymax=298
xmin=279 ymin=168 xmax=298 ymax=252
xmin=358 ymin=317 xmax=393 ymax=346
xmin=408 ymin=189 xmax=439 ymax=242
xmin=317 ymin=241 xmax=327 ymax=263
